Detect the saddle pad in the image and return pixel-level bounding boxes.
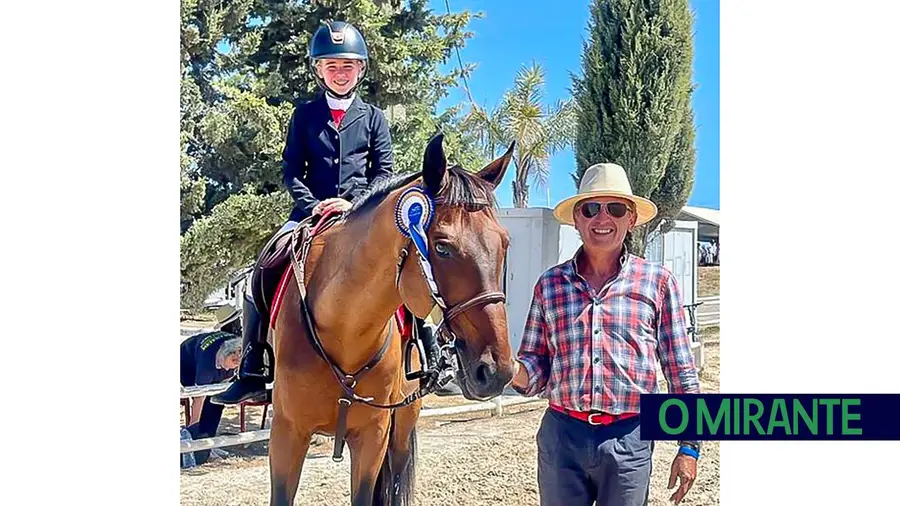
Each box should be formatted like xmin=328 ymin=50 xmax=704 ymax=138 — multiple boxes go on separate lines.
xmin=269 ymin=265 xmax=294 ymax=329
xmin=268 ymin=216 xmax=325 ymax=328
xmin=395 ymin=306 xmax=409 ymax=339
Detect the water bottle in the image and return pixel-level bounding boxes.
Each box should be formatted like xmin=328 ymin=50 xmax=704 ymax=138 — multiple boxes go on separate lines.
xmin=181 ymin=428 xmax=196 ymax=469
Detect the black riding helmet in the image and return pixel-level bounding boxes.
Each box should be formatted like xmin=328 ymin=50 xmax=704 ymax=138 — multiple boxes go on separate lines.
xmin=309 ymin=21 xmax=369 ymax=99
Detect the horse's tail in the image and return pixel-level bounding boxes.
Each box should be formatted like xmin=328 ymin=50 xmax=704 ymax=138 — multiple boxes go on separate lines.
xmin=373 ymin=416 xmax=417 ymax=506
xmin=396 ymin=426 xmax=417 ymax=506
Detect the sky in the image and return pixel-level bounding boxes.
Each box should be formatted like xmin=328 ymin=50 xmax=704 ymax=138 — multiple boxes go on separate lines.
xmin=431 ymin=0 xmax=720 ymax=210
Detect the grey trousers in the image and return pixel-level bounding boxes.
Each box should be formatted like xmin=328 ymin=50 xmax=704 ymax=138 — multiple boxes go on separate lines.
xmin=536 ymin=408 xmax=654 ymax=506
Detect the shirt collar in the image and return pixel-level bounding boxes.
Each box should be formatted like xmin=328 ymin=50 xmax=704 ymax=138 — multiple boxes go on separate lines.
xmin=325 ymin=92 xmax=355 ymax=111
xmin=565 ymin=245 xmax=630 ymax=283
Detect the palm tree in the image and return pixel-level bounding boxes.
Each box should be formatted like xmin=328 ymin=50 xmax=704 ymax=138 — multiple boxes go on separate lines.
xmin=462 ymin=62 xmax=577 ymax=207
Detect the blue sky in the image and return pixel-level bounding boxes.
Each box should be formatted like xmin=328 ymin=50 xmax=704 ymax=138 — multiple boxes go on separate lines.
xmin=432 ymin=0 xmax=720 ymax=210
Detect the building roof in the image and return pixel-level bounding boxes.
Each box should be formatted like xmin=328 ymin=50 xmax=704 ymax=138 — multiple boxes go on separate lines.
xmin=678 ymin=206 xmax=720 ymax=227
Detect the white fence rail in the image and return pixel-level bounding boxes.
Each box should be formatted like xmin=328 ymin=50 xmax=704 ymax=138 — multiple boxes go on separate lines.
xmin=696 ymin=295 xmax=719 ymax=327
xmin=181 ymin=395 xmax=547 ymax=453
xmin=181 ymin=382 xmax=278 ymax=399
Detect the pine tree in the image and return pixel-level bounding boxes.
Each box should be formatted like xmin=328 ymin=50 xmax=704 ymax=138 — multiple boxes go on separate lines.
xmin=180 ymin=0 xmax=484 ymax=309
xmin=572 ymin=0 xmax=696 ymax=256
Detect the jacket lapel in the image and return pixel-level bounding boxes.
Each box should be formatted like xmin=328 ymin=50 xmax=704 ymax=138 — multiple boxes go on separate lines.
xmin=314 ymin=94 xmax=338 ymax=132
xmin=338 ymin=95 xmax=366 ymax=131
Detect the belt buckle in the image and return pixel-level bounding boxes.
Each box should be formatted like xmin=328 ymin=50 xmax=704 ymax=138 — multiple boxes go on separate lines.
xmin=586 ymin=412 xmax=608 ymax=426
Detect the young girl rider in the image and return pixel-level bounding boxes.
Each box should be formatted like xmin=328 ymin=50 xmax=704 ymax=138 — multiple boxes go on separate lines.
xmin=211 ymin=21 xmax=439 ymax=405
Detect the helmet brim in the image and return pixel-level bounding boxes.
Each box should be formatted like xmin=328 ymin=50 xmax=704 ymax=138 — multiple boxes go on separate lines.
xmin=311 ymin=52 xmax=368 ymax=61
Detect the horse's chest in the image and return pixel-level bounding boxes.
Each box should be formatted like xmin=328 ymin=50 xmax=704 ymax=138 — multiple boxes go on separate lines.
xmin=277 ymin=360 xmax=399 ymax=432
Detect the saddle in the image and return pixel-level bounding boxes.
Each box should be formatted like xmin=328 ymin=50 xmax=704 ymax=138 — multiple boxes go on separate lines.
xmin=255 ymin=183 xmax=364 ymax=321
xmin=244 ymin=213 xmax=325 ymax=320
xmin=257 ymin=211 xmax=412 ymax=341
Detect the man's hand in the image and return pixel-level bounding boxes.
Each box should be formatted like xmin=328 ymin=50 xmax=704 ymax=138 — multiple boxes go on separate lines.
xmin=313 ymin=198 xmax=352 ymax=216
xmin=667 ymin=453 xmax=697 ymax=504
xmin=509 ymin=360 xmax=529 ymax=389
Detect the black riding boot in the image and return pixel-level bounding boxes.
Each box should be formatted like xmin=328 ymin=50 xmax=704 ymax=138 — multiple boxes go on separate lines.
xmin=414 ymin=317 xmax=441 ymax=373
xmin=210 ymin=295 xmax=272 ymax=405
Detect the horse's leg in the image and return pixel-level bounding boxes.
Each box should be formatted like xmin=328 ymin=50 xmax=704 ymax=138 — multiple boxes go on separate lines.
xmin=268 ymin=412 xmax=312 ymax=506
xmin=385 ymin=403 xmax=421 ymax=506
xmin=348 ymin=415 xmax=392 ymax=506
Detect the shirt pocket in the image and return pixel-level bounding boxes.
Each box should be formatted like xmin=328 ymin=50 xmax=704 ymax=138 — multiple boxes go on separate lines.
xmin=620 ymin=291 xmax=659 ymax=349
xmin=542 ymin=304 xmax=573 ymax=353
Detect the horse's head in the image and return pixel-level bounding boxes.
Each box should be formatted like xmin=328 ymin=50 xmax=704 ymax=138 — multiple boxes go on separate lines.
xmin=398 ymin=133 xmax=515 ymax=401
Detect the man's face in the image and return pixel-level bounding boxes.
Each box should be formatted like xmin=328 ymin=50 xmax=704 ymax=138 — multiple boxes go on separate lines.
xmin=573 ymin=196 xmax=636 ymax=254
xmin=316 ymin=58 xmax=364 ymax=95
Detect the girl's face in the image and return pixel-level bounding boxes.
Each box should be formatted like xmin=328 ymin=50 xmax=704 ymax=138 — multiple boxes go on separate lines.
xmin=316 ymin=58 xmax=364 ymax=95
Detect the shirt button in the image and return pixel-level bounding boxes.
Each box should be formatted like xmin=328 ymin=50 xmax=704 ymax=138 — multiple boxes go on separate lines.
xmin=593 ymin=329 xmax=600 ymax=335
xmin=594 ymin=385 xmax=601 ymax=393
xmin=593 ymin=356 xmax=600 ymax=364
xmin=593 ymin=300 xmax=600 ymax=306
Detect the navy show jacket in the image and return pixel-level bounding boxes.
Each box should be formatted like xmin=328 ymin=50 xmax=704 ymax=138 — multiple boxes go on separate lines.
xmin=281 ymin=93 xmax=394 ymax=222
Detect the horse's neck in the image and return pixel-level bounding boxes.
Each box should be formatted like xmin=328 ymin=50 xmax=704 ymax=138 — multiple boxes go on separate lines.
xmin=306 ymin=205 xmax=406 ymax=368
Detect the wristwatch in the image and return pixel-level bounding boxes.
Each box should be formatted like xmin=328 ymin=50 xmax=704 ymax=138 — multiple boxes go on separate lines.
xmin=678 ymin=440 xmax=700 ymax=451
xmin=678 ymin=440 xmax=700 ymax=458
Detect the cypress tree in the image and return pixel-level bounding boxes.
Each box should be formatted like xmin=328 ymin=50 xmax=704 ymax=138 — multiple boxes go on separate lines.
xmin=573 ymin=0 xmax=696 ymax=256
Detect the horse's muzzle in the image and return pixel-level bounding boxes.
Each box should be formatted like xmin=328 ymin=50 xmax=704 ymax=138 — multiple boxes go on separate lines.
xmin=453 ymin=341 xmax=513 ymax=400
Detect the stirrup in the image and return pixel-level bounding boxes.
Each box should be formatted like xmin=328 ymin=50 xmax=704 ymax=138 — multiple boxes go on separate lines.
xmin=404 ymin=337 xmax=435 ymax=381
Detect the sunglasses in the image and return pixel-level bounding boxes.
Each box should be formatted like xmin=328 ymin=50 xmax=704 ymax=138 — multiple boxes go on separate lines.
xmin=579 ymin=201 xmax=632 ymax=219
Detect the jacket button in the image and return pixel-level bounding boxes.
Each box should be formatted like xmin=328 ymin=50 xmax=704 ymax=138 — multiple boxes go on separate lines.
xmin=333 ymin=158 xmax=339 ymax=164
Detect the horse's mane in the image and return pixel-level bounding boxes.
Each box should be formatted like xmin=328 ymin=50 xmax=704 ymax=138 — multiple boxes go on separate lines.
xmin=346 ymin=165 xmax=498 ymax=220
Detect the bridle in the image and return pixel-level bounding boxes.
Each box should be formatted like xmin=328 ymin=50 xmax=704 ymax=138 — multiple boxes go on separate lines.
xmin=393 ymin=242 xmax=506 ymax=366
xmin=392 ymin=192 xmax=507 ymax=369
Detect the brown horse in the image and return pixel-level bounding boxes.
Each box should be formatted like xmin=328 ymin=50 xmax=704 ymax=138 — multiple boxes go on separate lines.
xmin=267 ymin=134 xmax=516 ymax=506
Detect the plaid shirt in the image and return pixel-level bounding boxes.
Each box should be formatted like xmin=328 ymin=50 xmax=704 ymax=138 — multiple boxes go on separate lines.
xmin=513 ymin=248 xmax=700 ymax=414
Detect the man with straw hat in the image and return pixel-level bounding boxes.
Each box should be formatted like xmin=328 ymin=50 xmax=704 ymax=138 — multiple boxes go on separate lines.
xmin=509 ymin=163 xmax=701 ymax=506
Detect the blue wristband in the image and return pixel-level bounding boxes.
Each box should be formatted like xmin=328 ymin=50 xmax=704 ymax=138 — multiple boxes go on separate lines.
xmin=678 ymin=446 xmax=700 ymax=459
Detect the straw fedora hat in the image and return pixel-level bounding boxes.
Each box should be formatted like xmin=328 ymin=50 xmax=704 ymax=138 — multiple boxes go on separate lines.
xmin=553 ymin=162 xmax=658 ymax=226
xmin=214 ymin=304 xmax=240 ymax=329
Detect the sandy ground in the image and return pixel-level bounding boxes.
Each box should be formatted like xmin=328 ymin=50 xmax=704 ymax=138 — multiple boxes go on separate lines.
xmin=181 ymin=329 xmax=720 ymax=505
xmin=698 ymin=267 xmax=719 ymax=298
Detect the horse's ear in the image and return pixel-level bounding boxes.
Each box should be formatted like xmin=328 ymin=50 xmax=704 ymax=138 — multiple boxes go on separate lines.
xmin=422 ymin=133 xmax=447 ymax=194
xmin=477 ymin=140 xmax=515 ymax=188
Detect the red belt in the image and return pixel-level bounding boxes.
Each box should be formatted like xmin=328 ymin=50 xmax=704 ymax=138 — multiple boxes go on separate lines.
xmin=549 ymin=403 xmax=639 ymax=426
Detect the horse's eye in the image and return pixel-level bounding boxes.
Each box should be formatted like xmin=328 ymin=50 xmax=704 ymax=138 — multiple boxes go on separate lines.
xmin=433 ymin=242 xmax=452 ymax=258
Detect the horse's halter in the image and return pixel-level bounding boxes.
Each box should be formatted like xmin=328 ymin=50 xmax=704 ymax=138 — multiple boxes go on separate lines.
xmin=394 ymin=189 xmax=507 ymax=356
